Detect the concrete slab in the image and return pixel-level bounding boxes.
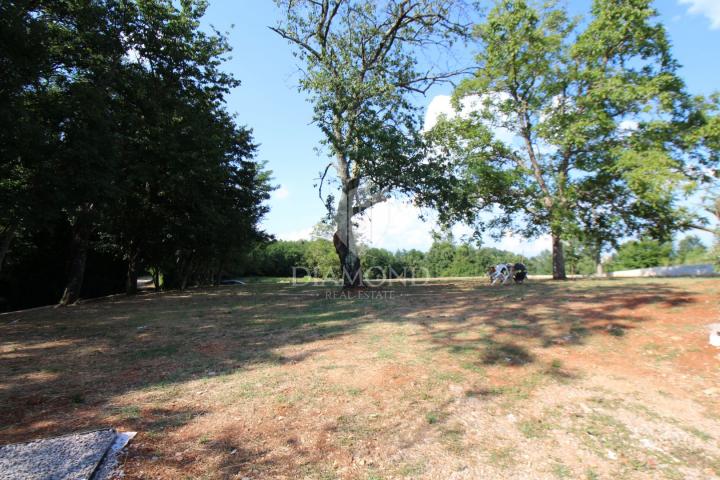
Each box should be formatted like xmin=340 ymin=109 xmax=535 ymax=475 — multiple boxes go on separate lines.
xmin=0 ymin=429 xmax=117 ymax=480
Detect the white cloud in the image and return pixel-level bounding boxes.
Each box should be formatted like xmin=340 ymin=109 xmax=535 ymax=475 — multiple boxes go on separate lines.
xmin=423 ymin=95 xmax=456 ymax=131
xmin=354 ymin=198 xmax=550 ymax=256
xmin=356 ymin=198 xmax=435 ymax=250
xmin=277 ymin=227 xmax=312 ymax=241
xmin=423 ymin=94 xmax=517 ymax=146
xmin=273 ymin=185 xmax=290 ymax=200
xmin=486 ymin=232 xmax=551 ymax=257
xmin=619 ymin=119 xmax=639 ymax=131
xmin=272 ymin=197 xmax=549 ymax=257
xmin=679 ymin=0 xmax=720 ymax=29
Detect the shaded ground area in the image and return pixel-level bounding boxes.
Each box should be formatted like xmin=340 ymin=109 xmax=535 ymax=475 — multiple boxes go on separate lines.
xmin=1 ymin=278 xmax=719 ymax=479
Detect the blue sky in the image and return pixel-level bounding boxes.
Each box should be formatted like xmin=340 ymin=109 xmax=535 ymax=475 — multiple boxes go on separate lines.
xmin=199 ymin=0 xmax=720 ymax=254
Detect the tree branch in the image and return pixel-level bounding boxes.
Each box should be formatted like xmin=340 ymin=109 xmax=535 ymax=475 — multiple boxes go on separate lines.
xmin=268 ymin=26 xmax=322 ymax=60
xmin=519 ymin=110 xmax=551 ymax=200
xmin=682 ymin=222 xmax=717 ymax=234
xmin=322 ymin=0 xmax=342 ymax=48
xmin=367 ymin=0 xmax=415 ymax=67
xmin=317 ymin=162 xmax=333 ymax=203
xmin=352 ymin=187 xmax=389 ymax=216
xmin=395 ymin=68 xmax=473 ymax=94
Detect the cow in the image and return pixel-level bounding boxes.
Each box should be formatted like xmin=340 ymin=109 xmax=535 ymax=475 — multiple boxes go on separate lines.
xmin=488 ymin=263 xmax=528 ymax=285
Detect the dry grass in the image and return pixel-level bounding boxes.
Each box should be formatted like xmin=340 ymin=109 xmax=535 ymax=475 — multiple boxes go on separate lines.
xmin=1 ymin=278 xmax=719 ymax=479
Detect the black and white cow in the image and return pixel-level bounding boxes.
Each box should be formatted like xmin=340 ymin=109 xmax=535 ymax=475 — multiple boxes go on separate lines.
xmin=488 ymin=263 xmax=527 ymax=285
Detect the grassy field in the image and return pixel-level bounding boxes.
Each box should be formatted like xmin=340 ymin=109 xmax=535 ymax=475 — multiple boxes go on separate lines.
xmin=1 ymin=278 xmax=719 ymax=479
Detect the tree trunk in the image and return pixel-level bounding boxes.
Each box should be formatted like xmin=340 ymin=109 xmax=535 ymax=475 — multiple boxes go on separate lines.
xmin=333 ymin=184 xmax=363 ymax=288
xmin=180 ymin=255 xmax=193 ymax=290
xmin=59 ymin=220 xmax=91 ymax=305
xmin=551 ymin=231 xmax=567 ymax=280
xmin=126 ymin=251 xmax=138 ymax=295
xmin=152 ymin=269 xmax=160 ymax=290
xmin=180 ymin=271 xmax=190 ymax=290
xmin=591 ymin=239 xmax=602 ymax=277
xmin=214 ymin=258 xmax=226 ymax=286
xmin=0 ymin=226 xmax=16 ymax=274
xmin=333 ymin=231 xmax=362 ymax=288
xmin=595 ymin=246 xmax=604 ymax=276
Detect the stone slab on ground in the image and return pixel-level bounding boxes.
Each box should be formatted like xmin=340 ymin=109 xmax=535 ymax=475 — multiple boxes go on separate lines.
xmin=93 ymin=431 xmax=136 ymax=480
xmin=0 ymin=429 xmax=117 ymax=480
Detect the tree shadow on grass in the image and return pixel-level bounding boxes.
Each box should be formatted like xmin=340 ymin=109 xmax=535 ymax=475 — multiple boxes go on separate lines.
xmin=115 ymin=407 xmax=268 ymax=479
xmin=383 ymin=279 xmax=699 ymax=369
xmin=0 ymin=283 xmax=371 ymax=443
xmin=0 ymin=278 xmax=705 ymax=455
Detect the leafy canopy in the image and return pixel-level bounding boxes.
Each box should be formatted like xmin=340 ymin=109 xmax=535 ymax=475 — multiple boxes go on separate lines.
xmin=428 ymin=0 xmax=708 ymax=254
xmin=273 ymin=0 xmax=470 ymax=217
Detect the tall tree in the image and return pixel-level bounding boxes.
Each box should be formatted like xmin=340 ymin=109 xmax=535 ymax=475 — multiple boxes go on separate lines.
xmin=1 ymin=0 xmax=272 ymax=309
xmin=2 ymin=0 xmax=129 ymax=304
xmin=430 ymin=0 xmax=700 ymax=279
xmin=107 ymin=0 xmax=272 ymax=293
xmin=0 ymin=0 xmax=59 ymax=273
xmin=272 ymin=0 xmax=468 ymax=287
xmin=682 ymin=93 xmax=720 ymax=261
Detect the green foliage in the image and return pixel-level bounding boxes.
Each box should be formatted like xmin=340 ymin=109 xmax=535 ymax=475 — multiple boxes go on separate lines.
xmin=527 ymin=250 xmax=552 ymax=276
xmin=672 ymin=235 xmax=708 ymax=265
xmin=425 ymin=241 xmax=457 ymax=277
xmin=273 ymin=0 xmax=469 ymax=286
xmin=249 ymin=239 xmax=534 ymax=279
xmin=249 ymin=240 xmax=339 ymax=278
xmin=247 ymin=232 xmax=711 ymax=280
xmin=563 ymin=238 xmax=601 ymax=276
xmin=608 ymin=238 xmax=673 ymax=271
xmin=517 ymin=237 xmax=599 ymax=277
xmin=395 ymin=249 xmax=428 ymax=277
xmin=608 ymin=235 xmax=713 ymax=272
xmin=361 ymin=248 xmax=397 ymax=279
xmin=0 ymin=0 xmax=271 ymax=309
xmin=305 ymin=239 xmax=341 ymax=277
xmin=429 ymin=0 xmax=714 ymax=279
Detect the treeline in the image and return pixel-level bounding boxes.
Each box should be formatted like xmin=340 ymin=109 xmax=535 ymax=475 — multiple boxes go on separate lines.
xmin=248 ymin=239 xmax=541 ymax=279
xmin=0 ymin=1 xmax=272 ymax=311
xmin=607 ymin=236 xmax=713 ymax=272
xmin=246 ymin=235 xmax=714 ymax=280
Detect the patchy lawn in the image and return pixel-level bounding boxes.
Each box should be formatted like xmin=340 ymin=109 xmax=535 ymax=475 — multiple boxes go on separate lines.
xmin=1 ymin=278 xmax=719 ymax=479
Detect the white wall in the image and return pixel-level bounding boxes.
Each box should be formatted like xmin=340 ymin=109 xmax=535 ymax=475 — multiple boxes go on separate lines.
xmin=608 ymin=263 xmax=717 ymax=278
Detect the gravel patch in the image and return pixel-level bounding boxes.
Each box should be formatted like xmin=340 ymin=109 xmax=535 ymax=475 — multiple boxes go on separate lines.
xmin=0 ymin=429 xmax=116 ymax=480
xmin=93 ymin=431 xmax=136 ymax=480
